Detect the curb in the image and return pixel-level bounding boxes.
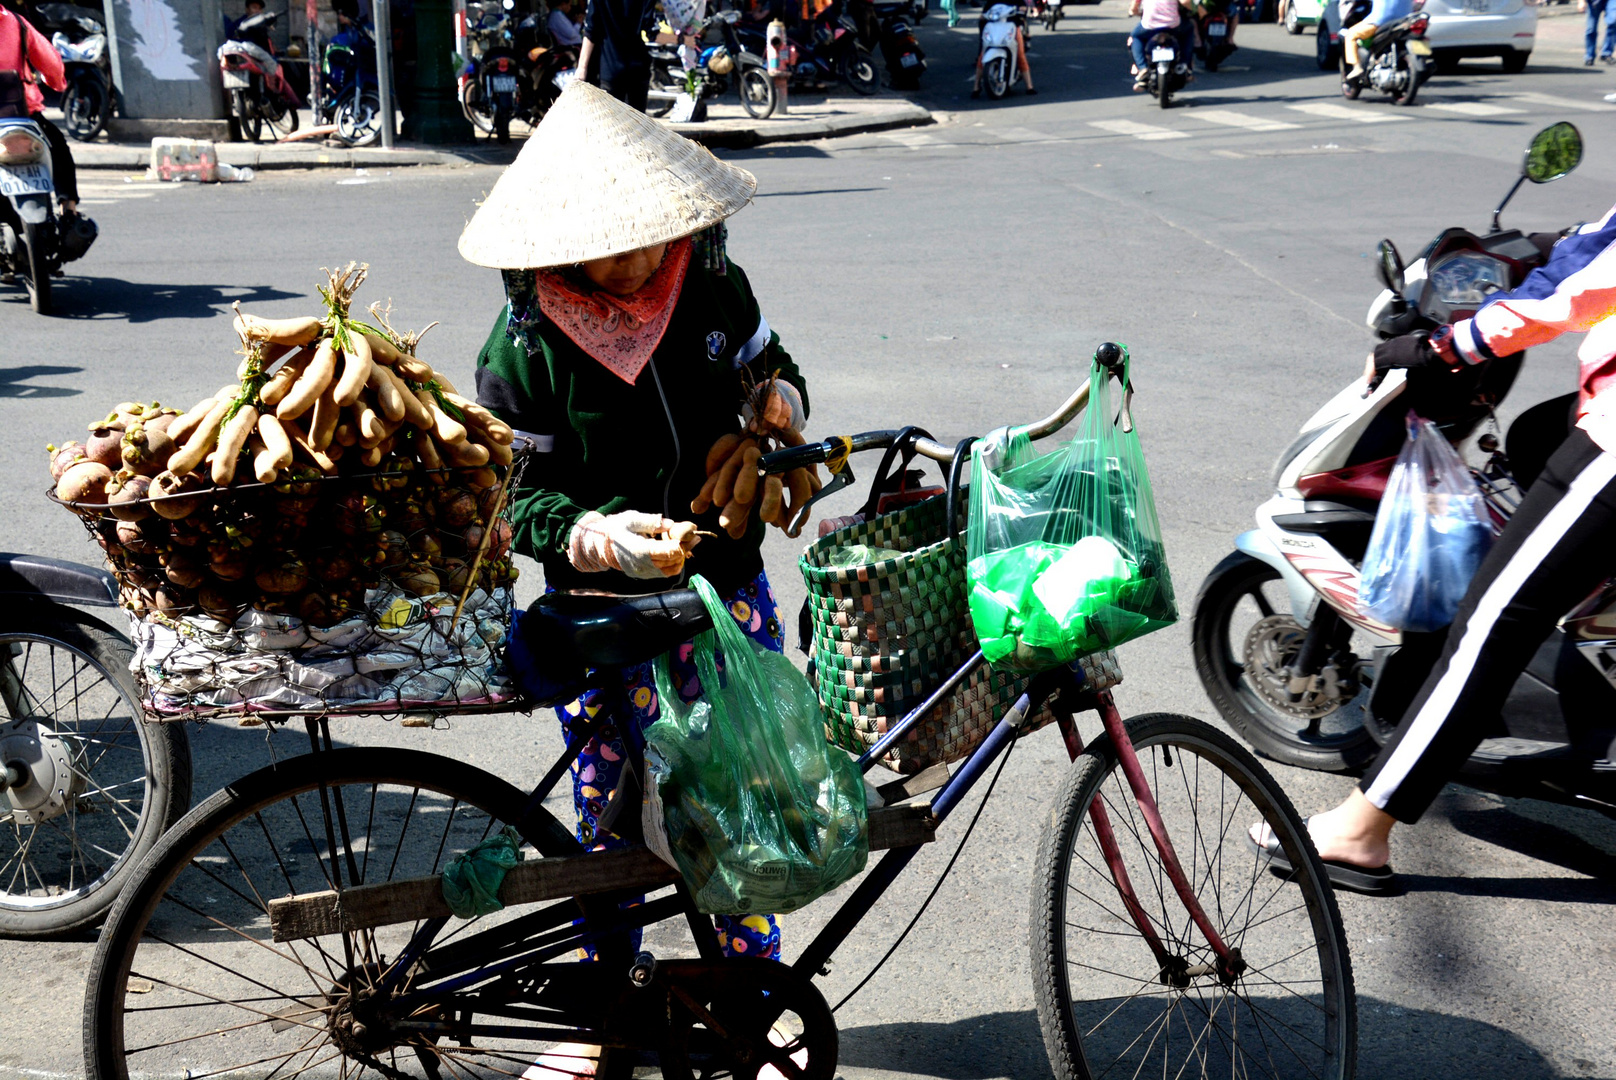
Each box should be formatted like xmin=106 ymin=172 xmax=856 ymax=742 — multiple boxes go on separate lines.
xmin=72 ymin=101 xmax=933 ymax=171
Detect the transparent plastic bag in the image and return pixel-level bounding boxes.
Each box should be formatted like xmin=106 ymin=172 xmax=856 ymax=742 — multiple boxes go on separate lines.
xmin=1359 ymin=413 xmax=1497 ymax=633
xmin=966 ymin=350 xmax=1177 ymax=671
xmin=644 ymin=576 xmax=868 ymax=916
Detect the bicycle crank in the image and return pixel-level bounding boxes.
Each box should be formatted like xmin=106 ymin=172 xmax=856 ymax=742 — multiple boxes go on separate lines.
xmin=655 ymin=956 xmax=838 ymax=1080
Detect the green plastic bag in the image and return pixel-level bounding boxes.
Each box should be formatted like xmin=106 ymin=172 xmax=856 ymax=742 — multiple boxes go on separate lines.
xmin=966 ymin=349 xmax=1177 ymax=671
xmin=442 ymin=826 xmax=523 ymax=919
xmin=643 ymin=576 xmax=868 ymax=916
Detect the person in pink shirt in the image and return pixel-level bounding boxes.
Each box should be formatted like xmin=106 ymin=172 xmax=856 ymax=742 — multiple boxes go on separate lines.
xmin=1127 ymin=0 xmax=1195 ymax=90
xmin=0 ymin=1 xmax=78 ymax=216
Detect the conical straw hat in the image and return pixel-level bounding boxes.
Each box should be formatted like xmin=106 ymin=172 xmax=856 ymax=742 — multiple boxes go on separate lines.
xmin=458 ymin=81 xmax=757 ymax=269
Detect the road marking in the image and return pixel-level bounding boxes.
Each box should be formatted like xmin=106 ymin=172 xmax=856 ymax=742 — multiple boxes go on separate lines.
xmin=1088 ymin=119 xmax=1189 ymax=140
xmin=995 ymin=126 xmax=1056 ymax=142
xmin=1188 ymin=109 xmax=1299 ymax=131
xmin=1423 ymin=100 xmax=1523 ymax=116
xmin=1286 ymin=102 xmax=1409 ymax=123
xmin=1513 ymin=91 xmax=1616 ymax=112
xmin=878 ymin=130 xmax=937 ymax=148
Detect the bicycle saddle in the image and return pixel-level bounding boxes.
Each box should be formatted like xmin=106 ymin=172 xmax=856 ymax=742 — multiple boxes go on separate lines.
xmin=519 ymin=588 xmax=714 ymax=672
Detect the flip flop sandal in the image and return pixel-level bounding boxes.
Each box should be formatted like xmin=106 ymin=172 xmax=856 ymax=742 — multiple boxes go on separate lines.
xmin=1249 ymin=818 xmax=1401 ymax=896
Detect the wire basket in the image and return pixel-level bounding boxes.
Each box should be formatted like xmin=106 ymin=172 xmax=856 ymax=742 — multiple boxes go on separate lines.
xmin=50 ymin=442 xmax=530 ymax=722
xmin=800 ymin=493 xmax=1121 ymax=774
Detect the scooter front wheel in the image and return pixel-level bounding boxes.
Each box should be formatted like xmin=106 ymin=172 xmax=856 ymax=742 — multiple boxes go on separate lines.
xmin=62 ymin=78 xmax=108 ymax=141
xmin=739 ymin=65 xmax=777 ymax=118
xmin=984 ymin=56 xmax=1010 ymax=99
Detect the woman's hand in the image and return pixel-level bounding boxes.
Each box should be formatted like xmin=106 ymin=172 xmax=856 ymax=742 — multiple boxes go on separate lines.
xmin=744 ymin=383 xmax=805 ymax=436
xmin=567 ymin=511 xmax=692 ymax=578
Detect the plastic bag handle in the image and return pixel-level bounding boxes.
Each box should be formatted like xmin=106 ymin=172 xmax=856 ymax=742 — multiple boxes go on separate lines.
xmin=856 ymin=425 xmax=934 ymax=519
xmin=945 ymin=436 xmax=977 ymax=549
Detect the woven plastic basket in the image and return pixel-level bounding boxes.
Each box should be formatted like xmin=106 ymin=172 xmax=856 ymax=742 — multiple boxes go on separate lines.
xmin=801 ymin=494 xmax=1120 ymax=774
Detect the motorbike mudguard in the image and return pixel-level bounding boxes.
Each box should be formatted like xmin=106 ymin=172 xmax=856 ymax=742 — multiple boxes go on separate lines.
xmin=12 ymin=194 xmax=50 ymax=226
xmin=1234 ymin=529 xmax=1322 ymax=627
xmin=0 ymin=553 xmax=118 ymax=607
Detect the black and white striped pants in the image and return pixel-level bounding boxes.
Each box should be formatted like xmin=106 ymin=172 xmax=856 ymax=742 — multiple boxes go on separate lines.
xmin=1361 ymin=426 xmax=1616 ymax=822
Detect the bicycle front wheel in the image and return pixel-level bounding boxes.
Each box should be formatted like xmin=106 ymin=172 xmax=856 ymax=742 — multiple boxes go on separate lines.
xmin=1031 ymin=712 xmax=1355 ymax=1080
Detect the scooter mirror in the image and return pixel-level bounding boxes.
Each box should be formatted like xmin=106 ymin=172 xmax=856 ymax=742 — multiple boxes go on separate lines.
xmin=1376 ymin=238 xmax=1405 ymax=295
xmin=1523 ymin=122 xmax=1582 ymax=184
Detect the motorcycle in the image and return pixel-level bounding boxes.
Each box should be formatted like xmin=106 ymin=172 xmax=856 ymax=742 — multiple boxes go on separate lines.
xmin=1191 ymin=123 xmax=1616 ymax=815
xmin=37 ymin=2 xmax=116 ymax=141
xmin=1137 ymin=24 xmax=1190 ymax=108
xmin=647 ymin=11 xmax=775 ymax=120
xmin=218 ymin=9 xmax=302 ymax=143
xmin=733 ymin=3 xmax=882 ymax=95
xmin=976 ymin=3 xmax=1026 ymax=100
xmin=460 ymin=0 xmax=563 ymax=142
xmin=1038 ymin=0 xmax=1063 ymax=31
xmin=1196 ymin=1 xmax=1238 ymax=72
xmin=0 ymin=117 xmax=96 ymax=315
xmin=319 ymin=22 xmax=382 ymax=147
xmin=873 ymin=1 xmax=926 ymax=89
xmin=1339 ymin=0 xmax=1432 ymax=106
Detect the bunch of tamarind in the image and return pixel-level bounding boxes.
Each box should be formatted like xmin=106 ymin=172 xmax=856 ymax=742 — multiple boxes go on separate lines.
xmin=692 ymin=383 xmax=822 ymax=540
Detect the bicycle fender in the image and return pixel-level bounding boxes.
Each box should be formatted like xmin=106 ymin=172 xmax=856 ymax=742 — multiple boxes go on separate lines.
xmin=0 ymin=553 xmax=119 ymax=607
xmin=1234 ymin=529 xmax=1321 ymax=628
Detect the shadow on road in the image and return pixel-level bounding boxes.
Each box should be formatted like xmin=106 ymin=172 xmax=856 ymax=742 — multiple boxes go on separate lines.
xmin=0 ymin=364 xmax=85 ymax=398
xmin=47 ymin=278 xmax=303 ymax=323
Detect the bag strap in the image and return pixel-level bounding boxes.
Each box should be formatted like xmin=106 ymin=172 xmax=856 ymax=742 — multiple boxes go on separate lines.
xmin=855 ymin=425 xmax=934 ymax=519
xmin=945 ymin=436 xmax=976 ymax=549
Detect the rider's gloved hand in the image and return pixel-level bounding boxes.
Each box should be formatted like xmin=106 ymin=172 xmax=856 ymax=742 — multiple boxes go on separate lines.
xmin=567 ymin=511 xmax=687 ymax=579
xmin=1363 ymin=328 xmax=1460 ymax=392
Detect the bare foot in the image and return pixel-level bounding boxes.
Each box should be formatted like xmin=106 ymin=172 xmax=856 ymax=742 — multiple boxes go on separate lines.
xmin=523 ymin=1043 xmax=599 ymax=1079
xmin=1251 ymin=789 xmax=1393 ymax=869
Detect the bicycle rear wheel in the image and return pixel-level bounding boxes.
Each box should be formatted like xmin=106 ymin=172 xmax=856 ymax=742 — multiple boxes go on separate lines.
xmin=1031 ymin=712 xmax=1355 ymax=1080
xmin=84 ymin=746 xmax=636 ymax=1080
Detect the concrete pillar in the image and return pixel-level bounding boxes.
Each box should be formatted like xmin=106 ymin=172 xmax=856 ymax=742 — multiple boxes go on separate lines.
xmin=104 ymin=0 xmax=229 ymax=119
xmin=406 ymin=0 xmax=470 ymax=143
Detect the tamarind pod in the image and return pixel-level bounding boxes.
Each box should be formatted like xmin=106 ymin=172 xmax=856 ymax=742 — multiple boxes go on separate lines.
xmin=169 ymin=394 xmax=222 ymax=446
xmin=432 ymin=371 xmax=459 ymax=395
xmin=334 ymin=420 xmax=359 ymax=447
xmin=691 ymin=471 xmax=722 ymax=514
xmin=395 ymin=356 xmax=433 ymax=383
xmin=713 ymin=441 xmax=752 ymax=507
xmin=719 ymin=499 xmax=749 ymax=540
xmin=377 ymin=434 xmax=396 ymax=457
xmin=251 ymin=433 xmax=282 ymax=484
xmin=233 ymin=313 xmax=323 ymax=346
xmin=259 ymin=348 xmax=315 ymax=407
xmin=358 ymin=409 xmax=399 ymax=450
xmin=416 ymin=389 xmax=469 ymax=445
xmin=759 ymin=474 xmax=784 ymax=525
xmin=326 ymin=442 xmax=345 ymax=463
xmin=360 ymin=444 xmax=383 ymax=468
xmin=441 ymin=438 xmax=491 ymax=467
xmin=705 ymin=432 xmax=744 ymax=475
xmin=310 ymin=386 xmax=341 ymax=450
xmin=283 ymin=419 xmax=339 ymax=475
xmin=277 ymin=340 xmax=338 ymax=421
xmin=169 ymin=398 xmax=234 ymax=475
xmin=211 ymin=405 xmax=259 ymax=486
xmin=733 ymin=445 xmax=763 ymax=505
xmin=333 ymin=331 xmax=373 ymax=407
xmin=395 ymin=374 xmax=435 ymax=428
xmin=255 ymin=414 xmax=295 ymax=471
xmin=442 ymin=392 xmax=515 ymax=445
xmin=668 ymin=521 xmax=700 ymax=551
xmin=483 ymin=437 xmax=514 ymax=467
xmin=415 ymin=430 xmax=448 ymax=484
xmin=368 ymin=362 xmax=408 ymax=422
xmin=356 ymin=326 xmax=405 ymax=365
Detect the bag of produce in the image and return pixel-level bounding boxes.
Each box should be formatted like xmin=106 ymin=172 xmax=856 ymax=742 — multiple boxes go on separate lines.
xmin=966 ymin=349 xmax=1177 ymax=672
xmin=642 ymin=576 xmax=867 ymax=916
xmin=1359 ymin=413 xmax=1497 ymax=633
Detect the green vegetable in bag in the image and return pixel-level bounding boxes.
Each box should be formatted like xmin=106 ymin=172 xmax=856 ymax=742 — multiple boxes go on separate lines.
xmin=644 ymin=576 xmax=868 ymax=916
xmin=966 ymin=348 xmax=1177 ymax=671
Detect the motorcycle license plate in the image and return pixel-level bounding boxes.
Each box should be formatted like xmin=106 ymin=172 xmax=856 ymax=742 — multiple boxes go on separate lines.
xmin=900 ymin=52 xmax=920 ymax=66
xmin=0 ymin=164 xmax=51 ymax=198
xmin=222 ymin=68 xmax=250 ymax=88
xmin=489 ymin=75 xmax=518 ymax=92
xmin=1208 ymin=22 xmax=1226 ymax=35
xmin=1408 ymin=39 xmax=1432 ymax=54
xmin=1463 ymin=0 xmax=1488 ymax=11
xmin=1151 ymin=46 xmax=1175 ymax=61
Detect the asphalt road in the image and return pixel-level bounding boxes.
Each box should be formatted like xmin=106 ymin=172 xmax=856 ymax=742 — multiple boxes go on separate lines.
xmin=3 ymin=3 xmax=1616 ymax=1077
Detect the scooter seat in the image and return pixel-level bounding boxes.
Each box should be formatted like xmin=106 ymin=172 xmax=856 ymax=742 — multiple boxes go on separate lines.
xmin=518 ymin=588 xmax=713 ymax=672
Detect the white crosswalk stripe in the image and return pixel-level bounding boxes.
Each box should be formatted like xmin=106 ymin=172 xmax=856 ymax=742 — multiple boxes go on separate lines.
xmin=1514 ymin=91 xmax=1616 ymax=113
xmin=76 ymin=182 xmax=165 ymax=201
xmin=1088 ymin=119 xmax=1189 ymax=140
xmin=1187 ymin=109 xmax=1299 ymax=132
xmin=1286 ymin=102 xmax=1408 ymax=123
xmin=995 ymin=126 xmax=1056 ymax=143
xmin=878 ymin=130 xmax=938 ymax=148
xmin=1423 ymin=100 xmax=1523 ymax=116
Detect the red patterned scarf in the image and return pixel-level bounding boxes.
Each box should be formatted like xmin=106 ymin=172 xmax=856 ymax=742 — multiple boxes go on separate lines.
xmin=533 ymin=238 xmax=693 ymax=385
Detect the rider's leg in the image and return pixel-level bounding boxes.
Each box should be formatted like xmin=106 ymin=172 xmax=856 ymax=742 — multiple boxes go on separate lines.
xmin=1308 ymin=428 xmax=1616 ymax=863
xmin=1129 ymin=24 xmax=1149 ymax=85
xmin=1343 ymin=21 xmax=1376 ymax=77
xmin=32 ymin=114 xmax=78 ymax=214
xmin=1016 ymin=26 xmax=1035 ymax=90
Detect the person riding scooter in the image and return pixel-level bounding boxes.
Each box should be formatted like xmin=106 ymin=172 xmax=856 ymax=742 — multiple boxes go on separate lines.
xmin=1341 ymin=0 xmax=1413 ymax=82
xmin=970 ymin=2 xmax=1034 ymax=98
xmin=1128 ymin=0 xmax=1194 ymax=91
xmin=1253 ymin=207 xmax=1616 ymax=894
xmin=0 ymin=1 xmax=77 ymax=218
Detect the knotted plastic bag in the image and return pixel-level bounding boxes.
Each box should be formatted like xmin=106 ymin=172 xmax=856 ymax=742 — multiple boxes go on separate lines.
xmin=966 ymin=349 xmax=1177 ymax=671
xmin=643 ymin=576 xmax=868 ymax=916
xmin=441 ymin=826 xmax=522 ymax=918
xmin=1359 ymin=414 xmax=1497 ymax=633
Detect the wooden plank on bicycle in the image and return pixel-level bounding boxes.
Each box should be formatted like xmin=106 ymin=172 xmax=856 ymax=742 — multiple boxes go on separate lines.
xmin=269 ymin=804 xmax=937 ymax=942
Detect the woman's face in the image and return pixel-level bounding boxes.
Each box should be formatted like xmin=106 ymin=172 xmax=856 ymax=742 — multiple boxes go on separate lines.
xmin=581 ymin=243 xmax=669 ymax=297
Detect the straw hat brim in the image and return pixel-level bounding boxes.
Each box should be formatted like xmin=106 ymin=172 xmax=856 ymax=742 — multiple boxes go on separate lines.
xmin=458 ymin=81 xmax=757 ymax=270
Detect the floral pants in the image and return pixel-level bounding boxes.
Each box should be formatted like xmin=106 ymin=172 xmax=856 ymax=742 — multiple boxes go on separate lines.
xmin=556 ymin=570 xmax=784 ymax=961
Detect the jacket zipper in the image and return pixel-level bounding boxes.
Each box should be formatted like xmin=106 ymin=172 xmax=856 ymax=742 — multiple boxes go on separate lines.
xmin=647 ymin=358 xmax=689 ymax=587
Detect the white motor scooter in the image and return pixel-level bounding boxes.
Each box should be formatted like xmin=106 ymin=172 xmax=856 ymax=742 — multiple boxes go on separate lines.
xmin=976 ymin=3 xmax=1023 ymax=100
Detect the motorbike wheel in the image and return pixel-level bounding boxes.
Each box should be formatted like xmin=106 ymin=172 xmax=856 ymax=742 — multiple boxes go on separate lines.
xmin=1339 ymin=56 xmax=1362 ymax=100
xmin=1192 ymin=551 xmax=1379 ymax=772
xmin=62 ymin=78 xmax=108 ymax=142
xmin=336 ymin=88 xmax=382 ymax=147
xmin=984 ymin=56 xmax=1010 ymax=99
xmin=1158 ymin=64 xmax=1172 ymax=107
xmin=1284 ymin=0 xmax=1302 ymax=33
xmin=231 ymin=90 xmax=263 ymax=142
xmin=842 ymin=48 xmax=882 ymax=95
xmin=264 ymin=97 xmax=299 ymax=139
xmin=1316 ymin=20 xmax=1336 ymax=70
xmin=1205 ymin=53 xmax=1220 ymax=73
xmin=739 ymin=65 xmax=777 ymax=119
xmin=461 ymin=80 xmax=496 ymax=134
xmin=21 ymin=220 xmax=51 ymax=315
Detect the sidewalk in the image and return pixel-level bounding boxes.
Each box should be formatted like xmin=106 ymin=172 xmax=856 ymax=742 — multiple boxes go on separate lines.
xmin=70 ymin=94 xmax=932 ymax=172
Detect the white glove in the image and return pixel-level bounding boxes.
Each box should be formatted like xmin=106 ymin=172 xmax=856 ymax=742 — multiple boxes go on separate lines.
xmin=742 ymin=382 xmax=805 ymax=434
xmin=567 ymin=511 xmax=686 ymax=579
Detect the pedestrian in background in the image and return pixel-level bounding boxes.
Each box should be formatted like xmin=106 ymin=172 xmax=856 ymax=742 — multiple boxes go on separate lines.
xmin=1579 ymin=0 xmax=1614 ymax=64
xmin=577 ymin=0 xmax=654 ymax=110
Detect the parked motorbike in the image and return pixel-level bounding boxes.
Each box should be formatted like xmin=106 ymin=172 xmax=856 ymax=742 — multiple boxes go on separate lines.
xmin=1137 ymin=24 xmax=1190 ymax=108
xmin=1196 ymin=0 xmax=1238 ymax=72
xmin=319 ymin=23 xmax=382 ymax=146
xmin=0 ymin=553 xmax=190 ymax=937
xmin=873 ymin=1 xmax=926 ymax=89
xmin=733 ymin=3 xmax=882 ymax=95
xmin=0 ymin=118 xmax=96 ymax=315
xmin=219 ymin=9 xmax=302 ymax=142
xmin=37 ymin=2 xmax=115 ymax=141
xmin=460 ymin=0 xmax=562 ymax=142
xmin=647 ymin=11 xmax=774 ymax=120
xmin=977 ymin=3 xmax=1027 ymax=100
xmin=1339 ymin=0 xmax=1432 ymax=105
xmin=1191 ymin=124 xmax=1616 ymax=816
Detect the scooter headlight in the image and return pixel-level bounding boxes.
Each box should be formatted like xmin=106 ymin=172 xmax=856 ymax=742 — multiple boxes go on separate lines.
xmin=0 ymin=128 xmax=48 ymax=165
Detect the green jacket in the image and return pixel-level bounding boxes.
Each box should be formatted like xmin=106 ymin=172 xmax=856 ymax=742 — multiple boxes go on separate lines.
xmin=475 ymin=258 xmax=808 ymax=595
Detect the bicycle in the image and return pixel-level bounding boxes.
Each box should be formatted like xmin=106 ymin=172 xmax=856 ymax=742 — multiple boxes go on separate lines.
xmin=82 ymin=345 xmax=1355 ymax=1080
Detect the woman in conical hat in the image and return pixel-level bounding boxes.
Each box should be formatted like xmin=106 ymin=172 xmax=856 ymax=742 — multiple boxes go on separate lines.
xmin=463 ymin=82 xmax=805 ymax=1077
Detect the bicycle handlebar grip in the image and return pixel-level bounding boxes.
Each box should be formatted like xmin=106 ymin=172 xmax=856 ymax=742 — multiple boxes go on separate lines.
xmin=758 ymin=440 xmax=831 ymax=475
xmin=1095 ymin=341 xmax=1125 ymax=373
